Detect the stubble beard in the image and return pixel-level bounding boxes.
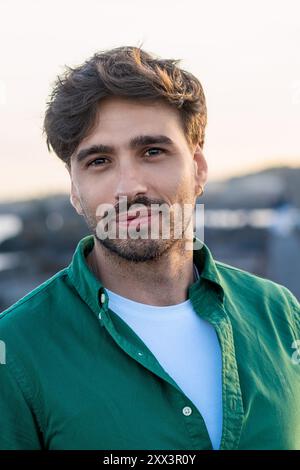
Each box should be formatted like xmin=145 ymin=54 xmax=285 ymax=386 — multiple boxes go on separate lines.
xmin=82 ymin=205 xmax=194 ymax=263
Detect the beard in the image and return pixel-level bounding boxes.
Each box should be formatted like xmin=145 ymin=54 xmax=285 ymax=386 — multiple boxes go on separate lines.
xmin=98 ymin=236 xmax=174 ymax=262
xmin=80 ymin=194 xmax=195 ymax=263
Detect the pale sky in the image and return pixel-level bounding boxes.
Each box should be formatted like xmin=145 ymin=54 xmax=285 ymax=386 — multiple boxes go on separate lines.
xmin=0 ymin=0 xmax=299 ymax=201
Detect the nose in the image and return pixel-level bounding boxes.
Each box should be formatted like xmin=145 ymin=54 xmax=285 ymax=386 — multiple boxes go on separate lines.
xmin=113 ymin=163 xmax=148 ymax=202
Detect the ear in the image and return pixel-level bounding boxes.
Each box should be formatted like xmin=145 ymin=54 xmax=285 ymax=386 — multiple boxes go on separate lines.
xmin=193 ymin=144 xmax=208 ymax=197
xmin=70 ymin=190 xmax=84 ymax=216
xmin=67 ymin=166 xmax=84 ymax=216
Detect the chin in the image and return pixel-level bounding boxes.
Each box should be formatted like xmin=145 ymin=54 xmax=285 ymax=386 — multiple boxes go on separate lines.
xmin=97 ymin=237 xmax=175 ymax=262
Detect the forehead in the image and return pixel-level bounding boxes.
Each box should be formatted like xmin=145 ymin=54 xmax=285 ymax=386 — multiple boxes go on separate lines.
xmin=80 ymin=97 xmax=186 ymax=148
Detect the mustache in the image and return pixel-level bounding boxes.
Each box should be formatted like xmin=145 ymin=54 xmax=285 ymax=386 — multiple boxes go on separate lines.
xmin=115 ymin=196 xmax=166 ymax=215
xmin=95 ymin=196 xmax=169 ymax=222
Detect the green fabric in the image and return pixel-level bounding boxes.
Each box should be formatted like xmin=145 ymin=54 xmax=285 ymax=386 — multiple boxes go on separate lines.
xmin=0 ymin=235 xmax=299 ymax=450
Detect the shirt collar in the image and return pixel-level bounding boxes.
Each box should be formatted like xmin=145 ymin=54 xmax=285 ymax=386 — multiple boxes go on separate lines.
xmin=67 ymin=235 xmax=103 ymax=315
xmin=67 ymin=235 xmax=225 ymax=314
xmin=191 ymin=238 xmax=225 ymax=304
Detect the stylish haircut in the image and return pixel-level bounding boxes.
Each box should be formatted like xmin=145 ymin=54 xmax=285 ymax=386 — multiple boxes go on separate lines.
xmin=43 ymin=46 xmax=207 ymax=165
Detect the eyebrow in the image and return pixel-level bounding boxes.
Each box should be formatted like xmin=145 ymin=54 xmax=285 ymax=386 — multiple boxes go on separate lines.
xmin=75 ymin=134 xmax=175 ymax=163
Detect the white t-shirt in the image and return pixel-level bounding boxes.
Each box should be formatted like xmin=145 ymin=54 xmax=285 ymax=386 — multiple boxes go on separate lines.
xmin=105 ymin=266 xmax=223 ymax=450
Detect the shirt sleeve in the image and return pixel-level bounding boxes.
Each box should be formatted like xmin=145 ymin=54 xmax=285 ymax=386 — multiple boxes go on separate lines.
xmin=280 ymin=285 xmax=300 ymax=337
xmin=0 ymin=361 xmax=43 ymax=450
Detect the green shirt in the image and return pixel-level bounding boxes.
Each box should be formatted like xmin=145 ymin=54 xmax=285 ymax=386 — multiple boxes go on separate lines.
xmin=0 ymin=235 xmax=299 ymax=450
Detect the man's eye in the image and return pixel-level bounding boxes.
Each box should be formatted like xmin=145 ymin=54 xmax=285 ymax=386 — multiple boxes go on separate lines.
xmin=87 ymin=157 xmax=108 ymax=167
xmin=144 ymin=148 xmax=165 ymax=157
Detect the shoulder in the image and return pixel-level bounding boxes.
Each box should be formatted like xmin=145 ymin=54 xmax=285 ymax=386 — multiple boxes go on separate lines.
xmin=216 ymin=260 xmax=297 ymax=302
xmin=215 ymin=260 xmax=300 ymax=334
xmin=0 ymin=268 xmax=72 ymax=337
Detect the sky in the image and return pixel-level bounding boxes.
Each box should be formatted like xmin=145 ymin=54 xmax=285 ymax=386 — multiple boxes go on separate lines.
xmin=0 ymin=0 xmax=299 ymax=201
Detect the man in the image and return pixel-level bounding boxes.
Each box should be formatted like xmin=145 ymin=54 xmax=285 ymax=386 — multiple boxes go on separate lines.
xmin=0 ymin=46 xmax=299 ymax=450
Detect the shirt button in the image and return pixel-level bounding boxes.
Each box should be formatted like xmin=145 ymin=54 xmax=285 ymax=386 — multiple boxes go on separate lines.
xmin=182 ymin=406 xmax=192 ymax=416
xmin=100 ymin=293 xmax=106 ymax=305
xmin=138 ymin=352 xmax=143 ymax=356
xmin=98 ymin=311 xmax=102 ymax=320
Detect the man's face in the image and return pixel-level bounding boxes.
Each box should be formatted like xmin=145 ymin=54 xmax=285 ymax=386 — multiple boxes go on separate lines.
xmin=68 ymin=97 xmax=207 ymax=261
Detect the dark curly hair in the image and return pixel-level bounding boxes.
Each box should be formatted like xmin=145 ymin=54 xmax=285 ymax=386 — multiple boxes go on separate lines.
xmin=43 ymin=46 xmax=207 ymax=166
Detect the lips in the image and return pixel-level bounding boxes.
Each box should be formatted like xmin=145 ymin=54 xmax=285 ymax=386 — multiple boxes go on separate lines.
xmin=117 ymin=209 xmax=151 ymax=222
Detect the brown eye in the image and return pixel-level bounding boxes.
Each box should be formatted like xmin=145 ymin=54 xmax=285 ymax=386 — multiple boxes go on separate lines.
xmin=87 ymin=158 xmax=108 ymax=167
xmin=145 ymin=148 xmax=165 ymax=157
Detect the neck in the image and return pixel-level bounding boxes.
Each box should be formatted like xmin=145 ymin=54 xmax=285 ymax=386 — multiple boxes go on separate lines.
xmin=87 ymin=237 xmax=195 ymax=306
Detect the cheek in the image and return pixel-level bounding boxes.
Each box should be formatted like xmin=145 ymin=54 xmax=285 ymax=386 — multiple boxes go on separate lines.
xmin=167 ymin=166 xmax=195 ymax=199
xmin=78 ymin=178 xmax=110 ymax=209
xmin=149 ymin=164 xmax=194 ymax=207
xmin=75 ymin=192 xmax=100 ymax=223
